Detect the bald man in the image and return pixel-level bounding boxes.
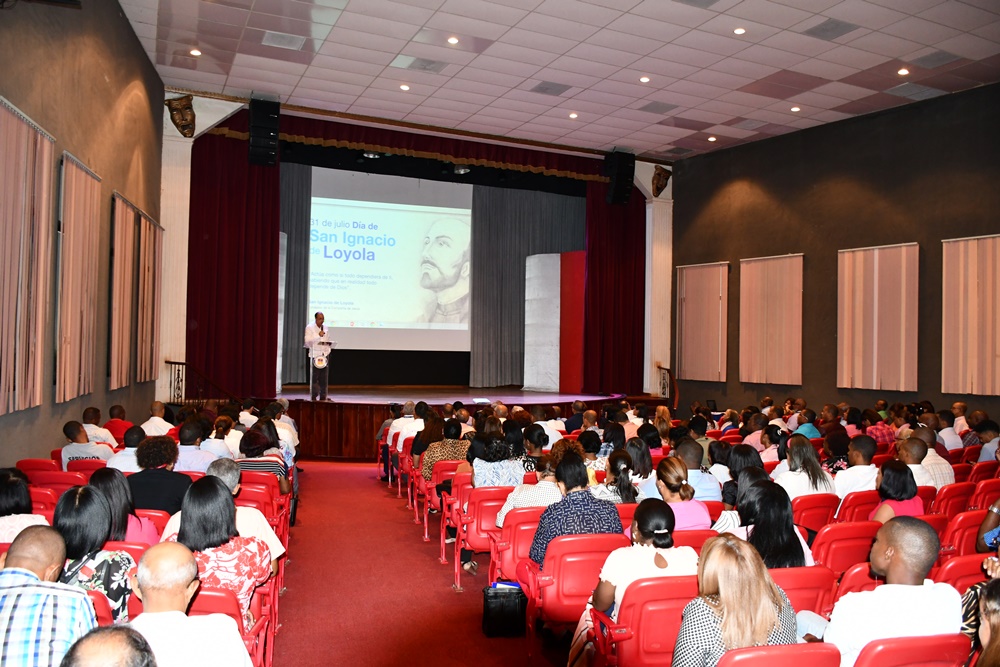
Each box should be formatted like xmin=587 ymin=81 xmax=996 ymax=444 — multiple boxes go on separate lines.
xmin=129 ymin=543 xmax=251 ymax=667
xmin=0 ymin=526 xmax=96 ymax=666
xmin=140 ymin=401 xmax=172 ymax=436
xmin=61 ymin=626 xmax=155 ymax=667
xmin=419 ymin=218 xmax=470 ymax=324
xmin=896 ymin=438 xmax=935 ymax=488
xmin=800 ymin=517 xmax=961 ymax=667
xmin=910 ymin=427 xmax=955 ymax=489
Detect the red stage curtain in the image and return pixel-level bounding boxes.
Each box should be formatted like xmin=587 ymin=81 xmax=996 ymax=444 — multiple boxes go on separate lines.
xmin=187 ymin=133 xmax=280 ymax=398
xmin=210 ymin=111 xmax=605 ymax=183
xmin=582 ymin=182 xmax=647 ymax=395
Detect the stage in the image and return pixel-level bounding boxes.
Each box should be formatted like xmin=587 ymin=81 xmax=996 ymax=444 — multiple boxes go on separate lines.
xmin=277 ymin=385 xmax=630 ymax=460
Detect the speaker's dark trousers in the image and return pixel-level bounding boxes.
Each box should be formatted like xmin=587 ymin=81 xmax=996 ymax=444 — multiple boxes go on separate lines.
xmin=310 ymin=363 xmax=329 ymax=400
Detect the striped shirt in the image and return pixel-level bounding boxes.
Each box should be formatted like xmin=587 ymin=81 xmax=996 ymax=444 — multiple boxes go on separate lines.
xmin=237 ymin=452 xmax=287 ymax=479
xmin=0 ymin=568 xmax=97 ymax=666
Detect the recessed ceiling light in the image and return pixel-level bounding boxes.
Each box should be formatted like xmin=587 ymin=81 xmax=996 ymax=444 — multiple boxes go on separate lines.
xmin=569 ymin=112 xmax=578 ymax=119
xmin=447 ymin=37 xmax=459 ymax=45
xmin=897 ymin=68 xmax=909 ymax=76
xmin=734 ymin=28 xmax=746 ymax=35
xmin=791 ymin=106 xmax=801 ymax=112
xmin=454 ymin=165 xmax=470 ymax=175
xmin=189 ymin=48 xmax=201 ymax=57
xmin=399 ymin=84 xmax=410 ymax=91
xmin=708 ymin=136 xmax=717 ymax=142
xmin=639 ymin=76 xmax=650 ymax=83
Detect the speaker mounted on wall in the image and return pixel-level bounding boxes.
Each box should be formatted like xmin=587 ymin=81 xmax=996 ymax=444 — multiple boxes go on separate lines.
xmin=248 ymin=98 xmax=281 ymax=166
xmin=603 ymin=150 xmax=636 ymax=205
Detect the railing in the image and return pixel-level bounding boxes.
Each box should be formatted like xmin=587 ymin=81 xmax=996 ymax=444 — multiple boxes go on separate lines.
xmin=656 ymin=363 xmax=679 ymax=411
xmin=164 ymin=360 xmax=242 ymax=405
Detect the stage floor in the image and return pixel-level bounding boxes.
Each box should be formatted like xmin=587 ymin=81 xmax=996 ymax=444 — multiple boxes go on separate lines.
xmin=278 ymin=384 xmax=615 ymax=406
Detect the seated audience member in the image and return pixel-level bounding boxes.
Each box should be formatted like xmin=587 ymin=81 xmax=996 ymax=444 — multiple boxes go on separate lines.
xmin=102 ymin=405 xmax=134 ymax=447
xmin=173 ymin=478 xmax=270 ymax=629
xmin=977 ymin=420 xmax=1000 ymax=462
xmin=61 ymin=421 xmax=114 ymax=471
xmin=161 ymin=459 xmax=284 ymax=573
xmin=718 ymin=409 xmax=739 ymax=434
xmin=568 ymin=499 xmax=699 ymax=666
xmin=741 ymin=413 xmax=768 ymax=452
xmin=530 ymin=406 xmax=566 ymax=447
xmin=237 ymin=429 xmax=292 ymax=495
xmin=637 ymin=422 xmax=664 ymax=457
xmin=581 ymin=410 xmax=599 ymax=434
xmin=128 ymin=436 xmax=193 ymax=515
xmin=869 ymin=460 xmax=922 ymax=523
xmin=173 ymin=421 xmax=219 ymax=474
xmin=673 ymin=534 xmax=796 ymax=666
xmin=786 ymin=398 xmax=808 ymax=431
xmin=138 ymin=401 xmax=171 ymax=437
xmin=675 ymin=439 xmax=723 ymax=503
xmin=0 ymin=526 xmax=96 ymax=666
xmin=964 ymin=410 xmax=989 ymax=448
xmin=843 ymin=407 xmax=863 ymax=437
xmin=503 ymin=417 xmax=527 ymax=461
xmin=81 ymin=407 xmax=116 ymax=445
xmin=821 ymin=431 xmax=851 ymax=474
xmin=376 ymin=403 xmax=403 ymax=481
xmin=626 ymin=437 xmax=657 ymax=498
xmin=264 ymin=402 xmax=299 ymax=452
xmin=793 ymin=408 xmax=821 ymax=440
xmin=53 ymin=486 xmax=136 ymax=622
xmin=89 ymin=468 xmax=158 ymax=546
xmin=758 ymin=424 xmax=783 ymax=463
xmin=896 ymin=438 xmax=936 ymax=488
xmin=520 ymin=424 xmax=549 ymax=472
xmin=707 ymin=441 xmax=732 ymax=486
xmin=420 ymin=418 xmax=471 ymax=481
xmin=129 ymin=542 xmax=252 ymax=667
xmin=60 ymin=625 xmax=156 ymax=667
xmin=818 ymin=404 xmax=846 ymax=438
xmin=471 ymin=437 xmax=524 ymax=488
xmin=599 ymin=422 xmax=625 ymax=458
xmin=937 ymin=409 xmax=963 ymax=451
xmin=496 ymin=455 xmax=562 ymax=527
xmin=774 ymin=438 xmax=834 ymax=501
xmin=834 ymin=436 xmax=879 ymax=499
xmin=721 ymin=445 xmax=765 ymax=509
xmin=577 ymin=431 xmax=604 ymax=473
xmin=687 ymin=415 xmax=712 ymax=464
xmin=249 ymin=416 xmax=295 ymax=471
xmin=798 ymin=517 xmax=962 ymax=667
xmin=200 ymin=416 xmax=239 ymax=460
xmin=527 ymin=452 xmax=622 ymax=566
xmin=655 ymin=457 xmax=711 ymax=530
xmin=564 ymin=401 xmax=586 ymax=433
xmin=712 ymin=468 xmax=770 ymax=534
xmin=951 ymin=401 xmax=970 ymax=434
xmin=767 ymin=405 xmax=790 ymax=433
xmin=862 ymin=409 xmax=895 ymax=449
xmin=0 ymin=469 xmax=49 ymax=541
xmin=908 ymin=427 xmax=955 ymax=488
xmin=590 ymin=450 xmax=641 ymax=505
xmin=238 ymin=399 xmax=258 ymax=430
xmin=107 ymin=426 xmax=146 ymax=473
xmin=411 ymin=410 xmax=444 ymax=461
xmin=736 ymin=480 xmax=813 ymax=567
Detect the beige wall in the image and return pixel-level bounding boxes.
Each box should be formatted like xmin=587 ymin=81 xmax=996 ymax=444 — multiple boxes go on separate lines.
xmin=0 ymin=1 xmax=163 ymax=462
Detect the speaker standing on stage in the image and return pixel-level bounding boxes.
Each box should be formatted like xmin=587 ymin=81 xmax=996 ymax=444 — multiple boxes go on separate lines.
xmin=304 ymin=312 xmax=334 ymax=401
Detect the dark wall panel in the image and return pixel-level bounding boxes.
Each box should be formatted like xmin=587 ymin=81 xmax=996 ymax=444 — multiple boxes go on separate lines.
xmin=317 ymin=351 xmax=470 ymax=386
xmin=672 ymin=83 xmax=1000 ymax=417
xmin=0 ymin=2 xmax=163 ymax=462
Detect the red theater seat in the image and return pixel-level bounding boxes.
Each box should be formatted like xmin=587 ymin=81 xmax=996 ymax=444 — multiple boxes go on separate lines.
xmin=852 ymin=634 xmax=969 ymax=667
xmin=716 ymin=643 xmax=842 ymax=667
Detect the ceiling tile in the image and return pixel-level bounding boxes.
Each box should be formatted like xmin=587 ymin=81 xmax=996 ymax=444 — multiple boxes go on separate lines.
xmin=813 ymin=79 xmax=886 ymax=99
xmin=760 ymin=29 xmax=840 ymax=56
xmin=635 ymin=58 xmax=701 ymax=79
xmin=816 ymin=43 xmax=891 ymax=68
xmin=648 ymin=43 xmax=727 ymax=68
xmin=481 ymin=41 xmax=559 ymax=67
xmin=498 ymin=27 xmax=578 ymax=54
xmin=709 ymin=57 xmax=781 ymax=78
xmin=310 ymin=54 xmax=386 ymax=76
xmin=438 ymin=0 xmax=529 ymax=24
xmin=584 ymin=28 xmax=665 ymax=56
xmin=705 ymin=123 xmax=758 ymax=137
xmin=455 ymin=66 xmax=526 ymax=88
xmin=696 ymin=98 xmax=755 ymax=115
xmin=696 ymin=14 xmax=784 ymax=41
xmin=530 ymin=66 xmax=603 ymax=87
xmin=442 ymin=77 xmax=512 ymax=97
xmin=317 ymin=42 xmax=398 ymax=65
xmin=321 ymin=28 xmax=406 ymax=56
xmin=845 ymin=31 xmax=923 ymax=57
xmin=771 ymin=0 xmax=841 ymax=11
xmin=630 ymin=0 xmax=719 ymax=29
xmin=823 ymin=0 xmax=908 ymax=30
xmin=787 ymin=88 xmax=853 ymax=107
xmin=729 ymin=0 xmax=816 ymax=29
xmin=468 ymin=54 xmax=543 ymax=77
xmin=424 ymin=12 xmax=513 ymax=40
xmin=972 ymin=20 xmax=1000 ymax=44
xmin=920 ymin=2 xmax=1000 ymax=31
xmin=737 ymin=43 xmax=810 ymax=66
xmin=548 ymin=55 xmax=620 ymax=78
xmin=830 ymin=90 xmax=907 ymax=112
xmin=333 ymin=11 xmax=421 ymax=40
xmin=787 ymin=56 xmax=860 ymax=79
xmin=665 ymin=78 xmax=732 ymax=99
xmin=343 ymin=0 xmax=436 ymax=24
xmin=534 ymin=0 xmax=623 ymax=27
xmin=246 ymin=12 xmax=333 ymax=39
xmin=251 ymin=0 xmax=342 ymax=25
xmin=672 ymin=29 xmax=753 ymax=56
xmin=686 ymin=68 xmax=755 ymax=88
xmin=593 ymin=76 xmax=663 ymax=97
xmin=884 ymin=15 xmax=963 ymax=44
xmin=604 ymin=13 xmax=691 ymax=42
xmin=514 ymin=13 xmax=601 ymax=41
xmin=301 ymin=67 xmax=374 ymax=87
xmin=564 ymin=42 xmax=643 ymax=67
xmin=934 ymin=33 xmax=1000 ymax=60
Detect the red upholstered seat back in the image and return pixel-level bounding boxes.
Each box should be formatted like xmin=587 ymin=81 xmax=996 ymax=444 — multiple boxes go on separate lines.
xmin=537 ymin=533 xmax=630 ymax=624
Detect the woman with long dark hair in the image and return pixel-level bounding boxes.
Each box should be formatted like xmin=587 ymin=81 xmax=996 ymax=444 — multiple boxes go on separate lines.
xmin=0 ymin=469 xmax=48 ymax=542
xmin=626 ymin=437 xmax=657 ymax=498
xmin=774 ymin=438 xmax=834 ymax=501
xmin=590 ymin=450 xmax=640 ymax=504
xmin=89 ymin=467 xmax=158 ymax=545
xmin=737 ymin=480 xmax=812 ymax=568
xmin=521 ymin=423 xmax=549 ymax=472
xmin=721 ymin=445 xmax=765 ymax=509
xmin=602 ymin=423 xmax=627 ymax=457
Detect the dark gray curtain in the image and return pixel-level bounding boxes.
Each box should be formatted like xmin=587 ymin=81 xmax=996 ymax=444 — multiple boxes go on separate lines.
xmin=280 ymin=162 xmax=311 ymax=385
xmin=470 ymin=186 xmax=586 ymax=387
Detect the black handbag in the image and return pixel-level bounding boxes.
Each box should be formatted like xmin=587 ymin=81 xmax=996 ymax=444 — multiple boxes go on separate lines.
xmin=482 ymin=585 xmax=527 ymax=637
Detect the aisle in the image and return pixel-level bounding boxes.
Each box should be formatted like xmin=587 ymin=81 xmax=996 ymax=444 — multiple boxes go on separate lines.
xmin=272 ymin=461 xmax=565 ymax=666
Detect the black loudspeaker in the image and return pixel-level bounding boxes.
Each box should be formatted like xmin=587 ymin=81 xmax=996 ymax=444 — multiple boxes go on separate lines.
xmin=248 ymin=99 xmax=280 ymax=166
xmin=603 ymin=151 xmax=636 ymax=205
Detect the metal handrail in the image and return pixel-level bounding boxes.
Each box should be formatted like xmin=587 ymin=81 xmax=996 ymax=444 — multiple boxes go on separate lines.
xmin=164 ymin=360 xmax=242 ymax=404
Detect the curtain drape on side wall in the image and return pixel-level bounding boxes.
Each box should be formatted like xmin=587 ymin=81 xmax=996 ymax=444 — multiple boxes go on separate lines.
xmin=56 ymin=154 xmax=101 ymax=403
xmin=676 ymin=262 xmax=729 ymax=383
xmin=582 ymin=182 xmax=647 ymax=395
xmin=470 ymin=186 xmax=586 ymax=387
xmin=187 ymin=133 xmax=280 ymax=399
xmin=136 ymin=213 xmax=162 ymax=384
xmin=110 ymin=194 xmax=138 ymax=390
xmin=739 ymin=254 xmax=803 ymax=385
xmin=280 ymin=162 xmax=312 ymax=385
xmin=0 ymin=99 xmax=54 ymax=415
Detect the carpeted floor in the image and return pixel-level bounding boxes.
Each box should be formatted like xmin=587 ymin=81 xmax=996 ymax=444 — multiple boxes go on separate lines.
xmin=273 ymin=461 xmax=567 ymax=666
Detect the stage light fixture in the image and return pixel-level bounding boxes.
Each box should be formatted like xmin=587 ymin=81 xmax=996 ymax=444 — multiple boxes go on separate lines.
xmin=454 ymin=165 xmax=470 ymax=175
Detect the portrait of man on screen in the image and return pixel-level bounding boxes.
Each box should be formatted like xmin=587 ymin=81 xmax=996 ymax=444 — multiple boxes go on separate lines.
xmin=418 ymin=217 xmax=471 ymax=324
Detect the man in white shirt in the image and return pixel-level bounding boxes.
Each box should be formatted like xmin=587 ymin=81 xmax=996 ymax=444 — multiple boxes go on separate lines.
xmin=275 ymin=398 xmax=297 ymax=433
xmin=834 ymin=436 xmax=878 ymax=500
xmin=798 ymin=517 xmax=961 ymax=667
xmin=61 ymin=421 xmax=114 ymax=471
xmin=238 ymin=399 xmax=258 ymax=430
xmin=304 ymin=311 xmax=333 ymax=401
xmin=910 ymin=427 xmax=955 ymax=489
xmin=897 ymin=439 xmax=935 ymax=488
xmin=676 ymin=440 xmax=722 ymax=502
xmin=107 ymin=426 xmax=146 ymax=473
xmin=129 ymin=542 xmax=252 ymax=667
xmin=767 ymin=405 xmax=790 ymax=433
xmin=81 ymin=407 xmax=116 ymax=445
xmin=265 ymin=402 xmax=299 ymax=451
xmin=935 ymin=410 xmax=963 ymax=451
xmin=952 ymin=401 xmax=970 ymax=434
xmin=456 ymin=408 xmax=475 ymax=435
xmin=387 ymin=401 xmax=425 ymax=453
xmin=976 ymin=420 xmax=1000 ymax=463
xmin=173 ymin=422 xmax=218 ymax=474
xmin=140 ymin=401 xmax=173 ymax=436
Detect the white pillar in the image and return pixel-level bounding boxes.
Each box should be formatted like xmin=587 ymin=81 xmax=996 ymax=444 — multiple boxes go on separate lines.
xmin=156 ymin=135 xmax=193 ymax=401
xmin=644 ymin=197 xmax=674 ymax=395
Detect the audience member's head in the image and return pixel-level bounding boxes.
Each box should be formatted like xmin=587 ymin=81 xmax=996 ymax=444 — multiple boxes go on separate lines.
xmin=625 ymin=437 xmax=653 ymax=478
xmin=760 ymin=425 xmax=784 ymax=450
xmin=786 ymin=438 xmax=828 ymax=491
xmin=402 ymin=401 xmax=415 ymax=417
xmin=577 ymin=430 xmax=601 ymax=455
xmin=877 ymin=460 xmax=918 ymax=502
xmin=442 ymin=418 xmax=463 ymax=441
xmin=897 ymin=438 xmax=928 ymax=465
xmin=824 ymin=430 xmax=851 ymax=460
xmin=60 ymin=625 xmax=155 ymax=667
xmin=554 ymin=451 xmax=588 ymax=494
xmin=88 ymin=468 xmax=138 ymax=543
xmin=937 ymin=410 xmax=955 ymax=429
xmin=798 ymin=408 xmax=816 ymax=426
xmin=844 ymin=407 xmax=863 ymax=429
xmin=123 ymin=426 xmax=146 ymax=449
xmin=534 ymin=454 xmax=557 ymax=481
xmin=549 ymin=438 xmax=586 ymax=466
xmin=861 ymin=409 xmax=883 ymax=428
xmin=975 ymin=420 xmax=1000 ymax=443
xmin=149 ymin=401 xmax=165 ymax=418
xmin=631 ymin=498 xmax=676 ymax=548
xmin=727 ymin=444 xmax=764 ymax=481
xmin=137 ymin=436 xmax=179 ymax=470
xmin=82 ymin=407 xmax=101 ymax=425
xmin=177 ymin=477 xmax=237 ymax=553
xmin=132 ymin=542 xmax=200 ymax=613
xmin=177 ymin=421 xmax=202 ymax=446
xmin=848 ymin=435 xmax=877 ymax=466
xmin=571 ymin=400 xmax=586 ymax=415
xmin=206 ymin=458 xmax=241 ymax=494
xmin=53 ymin=486 xmax=112 ymax=561
xmin=0 ymin=525 xmax=66 ymax=582
xmin=636 ymin=423 xmax=660 ymax=452
xmin=918 ymin=411 xmax=941 ymax=431
xmin=708 ymin=440 xmax=730 ymax=467
xmin=674 ymin=439 xmax=704 ymax=471
xmin=63 ymin=421 xmax=88 ymax=444
xmin=737 ymin=480 xmax=804 ymax=569
xmin=606 ymin=450 xmax=639 ymax=504
xmin=602 ymin=423 xmax=626 ymax=451
xmin=414 ymin=401 xmax=429 ymax=420
xmin=687 ymin=415 xmax=708 ymax=436
xmin=239 ymin=429 xmax=272 ymax=459
xmin=582 ymin=410 xmax=597 ymax=428
xmin=655 ymin=457 xmax=694 ymax=502
xmin=870 ymin=516 xmax=940 ymax=581
xmin=746 ymin=413 xmax=767 ymax=433
xmin=0 ymin=469 xmax=33 ymax=518
xmin=108 ymin=405 xmax=126 ymax=421
xmin=969 ymin=411 xmax=989 ymax=429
